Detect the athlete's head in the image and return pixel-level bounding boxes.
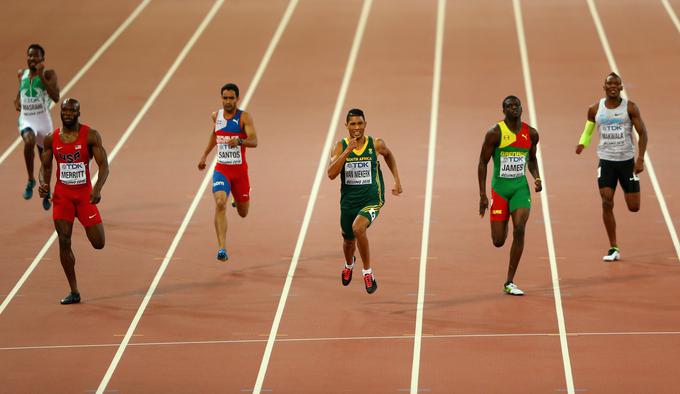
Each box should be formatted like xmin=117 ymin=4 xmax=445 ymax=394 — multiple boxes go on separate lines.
xmin=345 ymin=108 xmax=366 ymax=139
xmin=603 ymin=72 xmax=623 ymax=99
xmin=221 ymin=83 xmax=240 ymax=113
xmin=502 ymin=95 xmax=522 ymax=120
xmin=60 ymin=98 xmax=81 ymax=129
xmin=26 ymin=44 xmax=45 ymax=71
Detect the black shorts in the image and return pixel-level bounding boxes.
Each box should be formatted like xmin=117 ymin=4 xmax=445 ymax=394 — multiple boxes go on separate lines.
xmin=597 ymin=158 xmax=640 ymax=193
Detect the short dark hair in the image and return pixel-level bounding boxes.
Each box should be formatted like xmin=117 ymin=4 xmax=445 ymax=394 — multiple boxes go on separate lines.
xmin=346 ymin=108 xmax=365 ymax=123
xmin=502 ymin=95 xmax=521 ymax=108
xmin=221 ymin=83 xmax=239 ymax=97
xmin=61 ymin=98 xmax=80 ymax=109
xmin=27 ymin=43 xmax=45 ymax=57
xmin=605 ymin=72 xmax=621 ymax=83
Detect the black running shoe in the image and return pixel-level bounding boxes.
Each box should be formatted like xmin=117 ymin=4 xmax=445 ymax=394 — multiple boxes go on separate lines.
xmin=60 ymin=292 xmax=81 ymax=305
xmin=341 ymin=256 xmax=355 ymax=286
xmin=364 ymin=272 xmax=377 ymax=294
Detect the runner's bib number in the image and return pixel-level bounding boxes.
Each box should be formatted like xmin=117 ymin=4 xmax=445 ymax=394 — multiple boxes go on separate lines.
xmin=217 ymin=140 xmax=242 ymax=165
xmin=344 ymin=161 xmax=372 ymax=185
xmin=59 ymin=162 xmax=87 ymax=185
xmin=499 ymin=155 xmax=526 ymax=178
xmin=600 ymin=125 xmax=626 ymax=148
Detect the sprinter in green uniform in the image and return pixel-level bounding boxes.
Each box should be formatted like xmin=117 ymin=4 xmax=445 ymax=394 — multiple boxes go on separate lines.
xmin=14 ymin=43 xmax=60 ymax=209
xmin=328 ymin=108 xmax=402 ymax=294
xmin=478 ymin=96 xmax=542 ymax=296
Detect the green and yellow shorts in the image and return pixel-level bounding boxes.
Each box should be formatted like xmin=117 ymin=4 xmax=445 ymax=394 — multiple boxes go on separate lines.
xmin=490 ymin=179 xmax=531 ymax=222
xmin=340 ymin=203 xmax=382 ymax=240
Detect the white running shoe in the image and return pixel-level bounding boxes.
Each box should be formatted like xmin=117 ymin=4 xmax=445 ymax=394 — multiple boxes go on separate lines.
xmin=603 ymin=248 xmax=621 ymax=262
xmin=504 ymin=282 xmax=524 ymax=296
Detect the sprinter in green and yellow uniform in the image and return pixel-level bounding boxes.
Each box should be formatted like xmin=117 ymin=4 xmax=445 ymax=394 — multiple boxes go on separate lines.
xmin=328 ymin=108 xmax=402 ymax=294
xmin=478 ymin=96 xmax=542 ymax=296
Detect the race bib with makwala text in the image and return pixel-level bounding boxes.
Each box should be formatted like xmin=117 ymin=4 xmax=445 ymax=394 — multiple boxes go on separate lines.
xmin=217 ymin=137 xmax=242 ymax=165
xmin=344 ymin=161 xmax=372 ymax=185
xmin=59 ymin=162 xmax=87 ymax=185
xmin=499 ymin=153 xmax=526 ymax=178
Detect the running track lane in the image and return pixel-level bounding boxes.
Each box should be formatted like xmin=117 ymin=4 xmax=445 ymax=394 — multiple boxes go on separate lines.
xmin=259 ymin=1 xmax=436 ymax=392
xmin=417 ymin=0 xmax=568 ymax=392
xmin=523 ymin=0 xmax=680 ymax=391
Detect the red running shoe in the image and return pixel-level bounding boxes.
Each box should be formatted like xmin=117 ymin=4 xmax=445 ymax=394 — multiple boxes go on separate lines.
xmin=341 ymin=256 xmax=355 ymax=286
xmin=363 ymin=272 xmax=378 ymax=294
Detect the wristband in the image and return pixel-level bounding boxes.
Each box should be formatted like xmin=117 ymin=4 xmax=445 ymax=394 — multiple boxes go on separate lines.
xmin=578 ymin=121 xmax=595 ymax=148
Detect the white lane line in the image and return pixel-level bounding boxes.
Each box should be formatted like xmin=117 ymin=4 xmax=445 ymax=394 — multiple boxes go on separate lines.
xmin=252 ymin=1 xmax=372 ymax=393
xmin=513 ymin=1 xmax=575 ymax=393
xmin=410 ymin=1 xmax=445 ymax=393
xmin=6 ymin=330 xmax=680 ymax=352
xmin=0 ymin=0 xmax=152 ymax=166
xmin=661 ymin=0 xmax=680 ymax=33
xmin=587 ymin=0 xmax=680 ymax=260
xmin=95 ymin=1 xmax=299 ymax=393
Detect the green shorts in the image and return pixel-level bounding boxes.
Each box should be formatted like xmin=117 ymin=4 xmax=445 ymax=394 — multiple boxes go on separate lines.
xmin=490 ymin=179 xmax=531 ymax=221
xmin=340 ymin=203 xmax=382 ymax=240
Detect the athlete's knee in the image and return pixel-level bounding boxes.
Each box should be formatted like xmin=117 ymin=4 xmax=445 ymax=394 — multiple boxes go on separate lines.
xmin=91 ymin=238 xmax=105 ymax=249
xmin=215 ymin=198 xmax=227 ymax=211
xmin=513 ymin=224 xmax=526 ymax=239
xmin=352 ymin=222 xmax=367 ymax=238
xmin=237 ymin=205 xmax=249 ymax=218
xmin=492 ymin=237 xmax=505 ymax=248
xmin=57 ymin=234 xmax=72 ymax=250
xmin=628 ymin=203 xmax=640 ymax=213
xmin=601 ymin=197 xmax=614 ymax=211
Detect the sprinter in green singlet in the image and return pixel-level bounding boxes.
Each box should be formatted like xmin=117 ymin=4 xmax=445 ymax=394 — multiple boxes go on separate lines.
xmin=478 ymin=96 xmax=542 ymax=296
xmin=328 ymin=108 xmax=402 ymax=294
xmin=14 ymin=43 xmax=60 ymax=209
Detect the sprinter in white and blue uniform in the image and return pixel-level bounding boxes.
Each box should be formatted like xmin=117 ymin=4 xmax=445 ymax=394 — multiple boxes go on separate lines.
xmin=14 ymin=44 xmax=60 ymax=209
xmin=575 ymin=72 xmax=649 ymax=261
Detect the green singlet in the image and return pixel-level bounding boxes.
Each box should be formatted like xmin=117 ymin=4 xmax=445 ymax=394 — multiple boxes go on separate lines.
xmin=339 ymin=136 xmax=385 ymax=240
xmin=490 ymin=121 xmax=532 ymax=220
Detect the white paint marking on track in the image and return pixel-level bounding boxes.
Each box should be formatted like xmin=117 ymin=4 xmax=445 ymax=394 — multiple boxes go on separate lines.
xmin=513 ymin=1 xmax=575 ymax=393
xmin=0 ymin=0 xmax=152 ymax=166
xmin=95 ymin=0 xmax=299 ymax=392
xmin=586 ymin=0 xmax=680 ymax=260
xmin=410 ymin=1 xmax=445 ymax=393
xmin=661 ymin=0 xmax=680 ymax=34
xmin=252 ymin=1 xmax=372 ymax=393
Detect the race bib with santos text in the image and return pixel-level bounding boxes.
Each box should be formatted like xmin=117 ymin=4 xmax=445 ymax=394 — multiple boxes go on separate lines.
xmin=59 ymin=162 xmax=87 ymax=185
xmin=216 ymin=136 xmax=242 ymax=165
xmin=344 ymin=161 xmax=372 ymax=185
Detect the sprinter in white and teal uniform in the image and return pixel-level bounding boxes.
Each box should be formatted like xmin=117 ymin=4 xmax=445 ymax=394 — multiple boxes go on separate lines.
xmin=327 ymin=109 xmax=402 ymax=294
xmin=576 ymin=72 xmax=649 ymax=261
xmin=14 ymin=44 xmax=60 ymax=207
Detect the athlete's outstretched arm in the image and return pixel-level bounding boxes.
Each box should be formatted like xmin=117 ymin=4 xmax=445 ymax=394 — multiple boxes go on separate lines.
xmin=38 ymin=133 xmax=54 ymax=198
xmin=90 ymin=129 xmax=109 ymax=204
xmin=198 ymin=112 xmax=218 ymax=170
xmin=628 ymin=101 xmax=648 ymax=174
xmin=528 ymin=127 xmax=542 ymax=192
xmin=478 ymin=126 xmax=499 ymax=217
xmin=375 ymin=138 xmax=402 ymax=196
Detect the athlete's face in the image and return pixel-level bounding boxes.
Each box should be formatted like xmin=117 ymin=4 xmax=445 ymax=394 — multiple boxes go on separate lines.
xmin=61 ymin=101 xmax=80 ymax=128
xmin=345 ymin=116 xmax=366 ymax=139
xmin=221 ymin=89 xmax=238 ymax=113
xmin=603 ymin=76 xmax=623 ymax=99
xmin=502 ymin=98 xmax=522 ymax=119
xmin=26 ymin=48 xmax=44 ymax=71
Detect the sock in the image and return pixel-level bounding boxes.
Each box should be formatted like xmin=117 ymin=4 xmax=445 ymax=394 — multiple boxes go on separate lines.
xmin=345 ymin=262 xmax=354 ymax=269
xmin=362 ymin=268 xmax=372 ymax=276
